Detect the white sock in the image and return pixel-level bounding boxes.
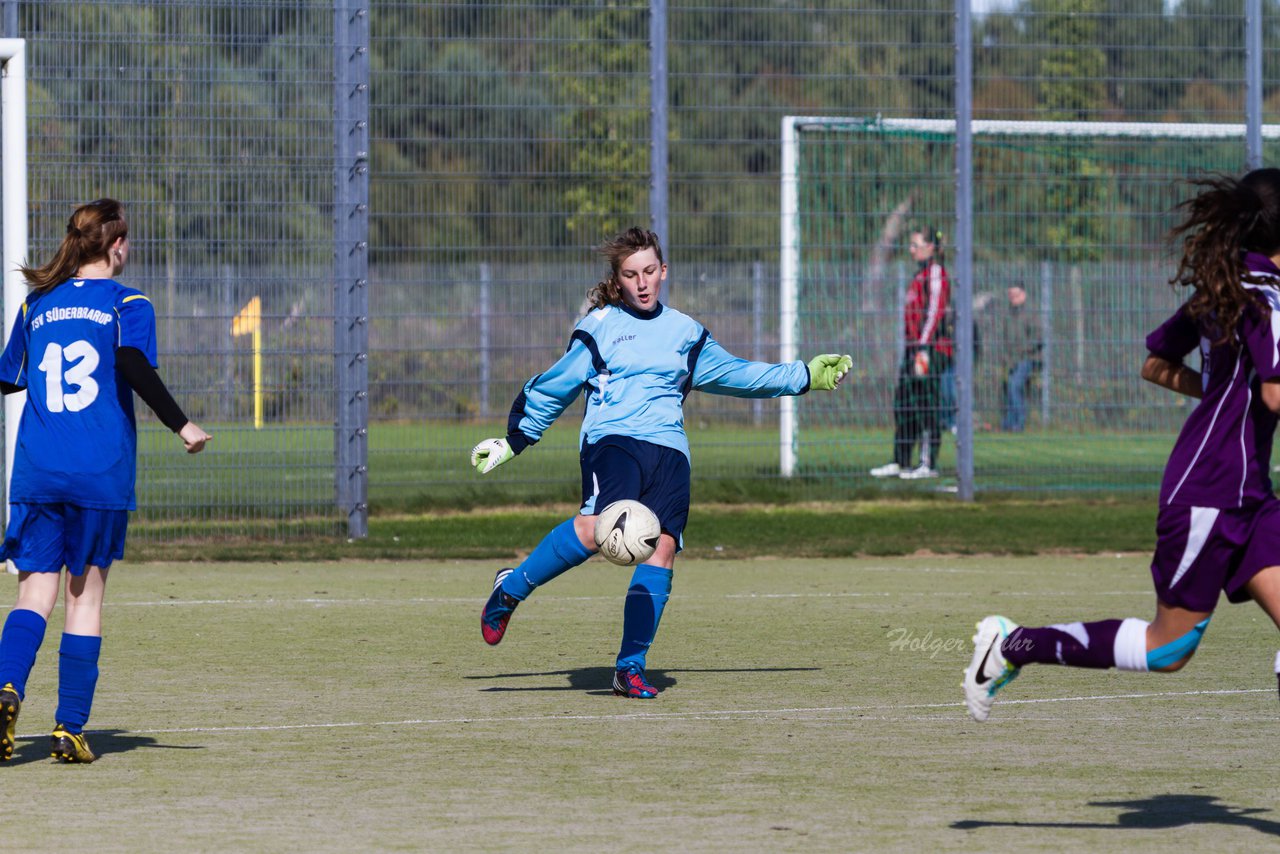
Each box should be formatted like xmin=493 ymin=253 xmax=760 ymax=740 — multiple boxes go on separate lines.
xmin=1113 ymin=617 xmax=1150 ymax=672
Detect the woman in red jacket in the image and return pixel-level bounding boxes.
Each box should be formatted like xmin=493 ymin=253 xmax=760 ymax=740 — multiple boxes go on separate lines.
xmin=871 ymin=225 xmax=952 ymax=480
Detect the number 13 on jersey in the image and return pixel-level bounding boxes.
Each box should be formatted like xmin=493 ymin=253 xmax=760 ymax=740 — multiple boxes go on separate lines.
xmin=38 ymin=340 xmax=100 ymax=413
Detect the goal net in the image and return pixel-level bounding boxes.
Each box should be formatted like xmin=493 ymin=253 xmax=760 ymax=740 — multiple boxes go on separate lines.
xmin=780 ymin=116 xmax=1280 ymax=492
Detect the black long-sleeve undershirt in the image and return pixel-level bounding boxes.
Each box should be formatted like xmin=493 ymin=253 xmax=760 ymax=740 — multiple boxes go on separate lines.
xmin=0 ymin=346 xmax=189 ymax=433
xmin=116 ymin=347 xmax=189 ymax=433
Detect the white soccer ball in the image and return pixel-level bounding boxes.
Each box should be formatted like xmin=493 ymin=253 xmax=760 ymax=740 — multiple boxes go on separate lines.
xmin=593 ymin=499 xmax=661 ymax=567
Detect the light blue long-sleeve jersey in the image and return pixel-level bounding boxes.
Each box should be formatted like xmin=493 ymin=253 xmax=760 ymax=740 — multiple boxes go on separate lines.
xmin=505 ymin=301 xmax=812 ymax=462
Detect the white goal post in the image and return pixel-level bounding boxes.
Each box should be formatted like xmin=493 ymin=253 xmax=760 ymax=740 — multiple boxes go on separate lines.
xmin=779 ymin=114 xmax=1280 ymax=477
xmin=0 ymin=39 xmax=26 ymax=520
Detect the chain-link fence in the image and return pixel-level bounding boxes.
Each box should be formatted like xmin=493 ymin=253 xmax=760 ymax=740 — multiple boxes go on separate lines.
xmin=3 ymin=1 xmax=1277 ymax=541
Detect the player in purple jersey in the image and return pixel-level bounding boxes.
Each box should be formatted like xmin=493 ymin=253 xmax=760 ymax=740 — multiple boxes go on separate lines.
xmin=0 ymin=199 xmax=211 ymax=761
xmin=964 ymin=168 xmax=1280 ymax=722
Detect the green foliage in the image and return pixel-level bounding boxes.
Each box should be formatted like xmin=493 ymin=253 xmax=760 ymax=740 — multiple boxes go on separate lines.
xmin=24 ymin=3 xmax=331 ymax=268
xmin=545 ymin=6 xmax=650 ymax=236
xmin=1031 ymin=0 xmax=1109 ymax=120
xmin=21 ymin=1 xmax=1274 ymax=265
xmin=1042 ymin=155 xmax=1118 ymax=264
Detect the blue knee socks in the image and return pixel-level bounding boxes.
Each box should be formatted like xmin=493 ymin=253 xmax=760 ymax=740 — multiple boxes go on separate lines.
xmin=497 ymin=522 xmax=673 ymax=672
xmin=56 ymin=634 xmax=101 ymax=734
xmin=502 ymin=518 xmax=593 ymax=600
xmin=0 ymin=614 xmax=102 ymax=732
xmin=616 ymin=564 xmax=673 ymax=670
xmin=0 ymin=609 xmax=47 ymax=698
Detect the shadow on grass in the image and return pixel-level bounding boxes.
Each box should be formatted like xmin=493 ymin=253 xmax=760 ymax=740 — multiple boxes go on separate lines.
xmin=6 ymin=729 xmax=203 ymax=765
xmin=93 ymin=729 xmax=206 ymax=755
xmin=469 ymin=665 xmax=820 ymax=695
xmin=953 ymin=793 xmax=1280 ymax=836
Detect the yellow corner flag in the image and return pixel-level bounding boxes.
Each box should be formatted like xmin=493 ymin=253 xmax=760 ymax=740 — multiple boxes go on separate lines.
xmin=231 ymin=296 xmax=264 ymax=429
xmin=231 ymin=295 xmax=261 ymax=336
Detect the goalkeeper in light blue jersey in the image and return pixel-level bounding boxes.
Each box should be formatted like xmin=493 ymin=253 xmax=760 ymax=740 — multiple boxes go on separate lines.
xmin=0 ymin=199 xmax=211 ymax=763
xmin=471 ymin=226 xmax=851 ymax=698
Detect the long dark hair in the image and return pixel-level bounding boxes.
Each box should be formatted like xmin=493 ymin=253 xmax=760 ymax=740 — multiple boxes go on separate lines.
xmin=1169 ymin=168 xmax=1280 ymax=343
xmin=585 ymin=226 xmax=664 ymax=309
xmin=21 ymin=198 xmax=128 ymax=293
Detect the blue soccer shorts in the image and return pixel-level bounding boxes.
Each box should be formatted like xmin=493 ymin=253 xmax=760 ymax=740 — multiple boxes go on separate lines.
xmin=579 ymin=436 xmax=690 ymax=545
xmin=0 ymin=503 xmax=128 ymax=575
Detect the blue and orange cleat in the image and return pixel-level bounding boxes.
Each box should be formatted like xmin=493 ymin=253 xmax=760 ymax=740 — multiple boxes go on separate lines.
xmin=612 ymin=664 xmax=658 ymax=699
xmin=481 ymin=568 xmax=519 ymax=646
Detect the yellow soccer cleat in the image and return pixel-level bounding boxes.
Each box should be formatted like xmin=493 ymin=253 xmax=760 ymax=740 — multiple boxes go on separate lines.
xmin=50 ymin=725 xmax=96 ymax=764
xmin=0 ymin=683 xmax=19 ymax=761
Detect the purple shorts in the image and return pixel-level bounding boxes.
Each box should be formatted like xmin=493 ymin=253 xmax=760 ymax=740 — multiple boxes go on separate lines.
xmin=1150 ymin=498 xmax=1280 ymax=611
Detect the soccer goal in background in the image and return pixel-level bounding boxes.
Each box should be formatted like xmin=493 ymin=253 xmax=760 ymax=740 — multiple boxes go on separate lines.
xmin=0 ymin=38 xmax=25 ymax=530
xmin=780 ymin=115 xmax=1280 ymax=494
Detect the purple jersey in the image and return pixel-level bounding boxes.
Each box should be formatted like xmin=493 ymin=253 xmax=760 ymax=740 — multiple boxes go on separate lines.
xmin=1146 ymin=252 xmax=1280 ymax=508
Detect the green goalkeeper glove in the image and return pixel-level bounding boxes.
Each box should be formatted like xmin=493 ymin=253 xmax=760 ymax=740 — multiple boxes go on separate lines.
xmin=470 ymin=437 xmax=514 ymax=474
xmin=808 ymin=353 xmax=852 ymax=391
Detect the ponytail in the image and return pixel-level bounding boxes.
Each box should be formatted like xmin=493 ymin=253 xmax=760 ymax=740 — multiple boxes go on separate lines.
xmin=927 ymin=225 xmax=945 ymax=264
xmin=21 ymin=199 xmax=128 ymax=293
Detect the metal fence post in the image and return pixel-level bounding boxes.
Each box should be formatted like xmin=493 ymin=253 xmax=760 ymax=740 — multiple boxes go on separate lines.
xmin=894 ymin=260 xmax=906 ymax=370
xmin=1040 ymin=260 xmax=1053 ymax=427
xmin=954 ymin=0 xmax=975 ymax=501
xmin=479 ymin=261 xmax=491 ymax=418
xmin=752 ymin=260 xmax=764 ymax=426
xmin=649 ymin=0 xmax=669 ymax=282
xmin=222 ymin=264 xmax=234 ymax=422
xmin=1246 ymin=0 xmax=1262 ymax=169
xmin=334 ymin=0 xmax=370 ymax=538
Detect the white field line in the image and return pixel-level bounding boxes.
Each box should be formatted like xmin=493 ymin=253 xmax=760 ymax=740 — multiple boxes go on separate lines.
xmin=724 ymin=590 xmax=1150 ymax=599
xmin=90 ymin=589 xmax=1153 ymax=608
xmin=113 ymin=594 xmax=891 ymax=607
xmin=59 ymin=687 xmax=1272 ymax=740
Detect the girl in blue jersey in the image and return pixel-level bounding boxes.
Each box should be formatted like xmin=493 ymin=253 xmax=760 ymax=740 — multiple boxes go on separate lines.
xmin=963 ymin=169 xmax=1280 ymax=722
xmin=470 ymin=227 xmax=851 ymax=698
xmin=0 ymin=199 xmax=211 ymax=762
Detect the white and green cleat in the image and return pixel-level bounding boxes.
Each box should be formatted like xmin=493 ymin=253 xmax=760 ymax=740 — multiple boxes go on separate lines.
xmin=963 ymin=615 xmax=1021 ymax=722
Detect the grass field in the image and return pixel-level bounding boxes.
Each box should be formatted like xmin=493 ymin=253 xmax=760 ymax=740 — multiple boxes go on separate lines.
xmin=132 ymin=420 xmax=1177 ymax=518
xmin=5 ymin=555 xmax=1278 ymax=852
xmin=125 ymin=499 xmax=1163 ymax=562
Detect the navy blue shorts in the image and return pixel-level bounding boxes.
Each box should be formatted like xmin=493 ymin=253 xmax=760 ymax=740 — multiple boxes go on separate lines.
xmin=0 ymin=503 xmax=128 ymax=575
xmin=579 ymin=436 xmax=690 ymax=545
